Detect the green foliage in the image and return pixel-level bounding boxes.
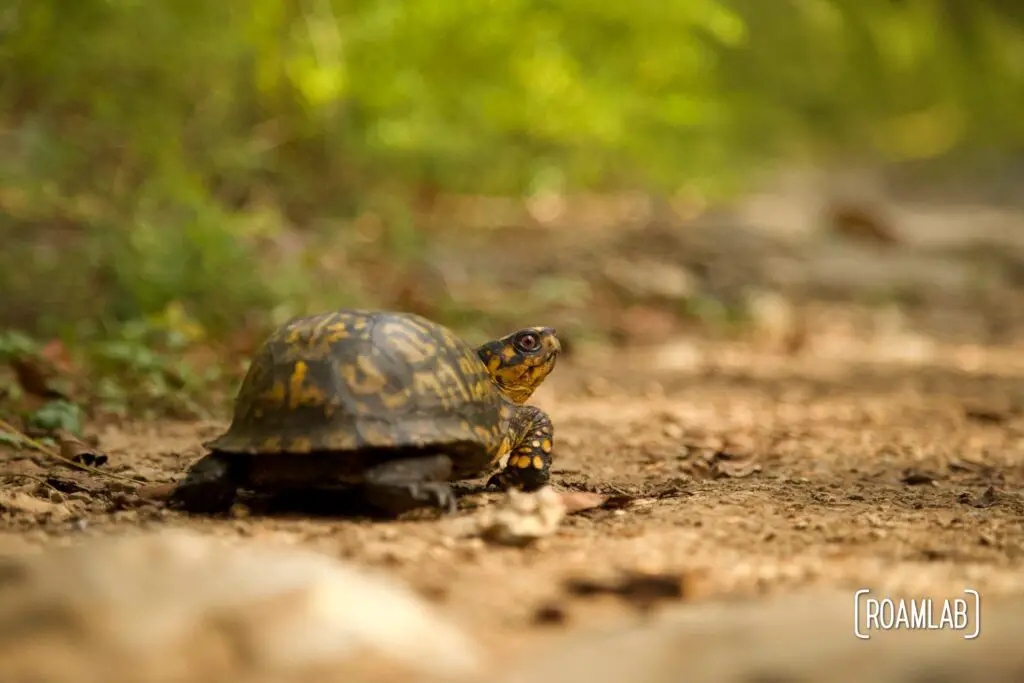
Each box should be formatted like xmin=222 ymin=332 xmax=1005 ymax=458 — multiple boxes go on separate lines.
xmin=25 ymin=400 xmax=84 ymax=437
xmin=0 ymin=331 xmax=38 ymax=361
xmin=0 ymin=316 xmax=233 ymax=420
xmin=1 ymin=0 xmax=1023 ymax=352
xmin=85 ymin=318 xmax=219 ymax=418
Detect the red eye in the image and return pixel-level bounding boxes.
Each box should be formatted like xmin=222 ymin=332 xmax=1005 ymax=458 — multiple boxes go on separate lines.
xmin=516 ymin=333 xmax=539 ymax=352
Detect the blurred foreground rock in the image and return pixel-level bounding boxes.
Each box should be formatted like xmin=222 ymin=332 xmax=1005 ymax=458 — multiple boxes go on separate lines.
xmin=478 ymin=486 xmax=566 ymax=546
xmin=499 ymin=592 xmax=1024 ymax=683
xmin=0 ymin=530 xmax=480 ymax=683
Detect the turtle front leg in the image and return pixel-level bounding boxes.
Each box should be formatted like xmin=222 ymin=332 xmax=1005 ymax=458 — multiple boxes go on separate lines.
xmin=363 ymin=453 xmax=457 ymax=516
xmin=169 ymin=451 xmax=243 ymax=514
xmin=487 ymin=405 xmax=553 ymax=492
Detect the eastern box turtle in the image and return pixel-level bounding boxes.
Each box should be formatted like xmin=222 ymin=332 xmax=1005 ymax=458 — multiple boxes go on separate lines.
xmin=169 ymin=309 xmax=561 ymax=515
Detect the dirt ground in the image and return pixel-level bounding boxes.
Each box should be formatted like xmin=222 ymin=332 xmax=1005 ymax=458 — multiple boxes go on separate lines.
xmin=2 ymin=335 xmax=1023 ymax=672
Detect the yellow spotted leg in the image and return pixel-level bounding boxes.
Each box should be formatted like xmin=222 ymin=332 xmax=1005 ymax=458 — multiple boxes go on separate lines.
xmin=487 ymin=405 xmax=554 ymax=492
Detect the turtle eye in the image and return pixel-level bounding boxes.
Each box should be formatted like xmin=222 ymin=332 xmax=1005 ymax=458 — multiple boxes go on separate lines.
xmin=514 ymin=332 xmax=540 ymax=353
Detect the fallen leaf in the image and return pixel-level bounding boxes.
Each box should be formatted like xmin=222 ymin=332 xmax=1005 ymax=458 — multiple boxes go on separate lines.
xmin=38 ymin=338 xmax=74 ymax=373
xmin=44 ymin=472 xmax=105 ymax=495
xmin=600 ymin=495 xmax=636 ymax=510
xmin=56 ymin=430 xmax=108 ymax=467
xmin=947 ymin=458 xmax=989 ymax=473
xmin=709 ymin=451 xmax=762 ymax=479
xmin=678 ymin=447 xmax=762 ymax=479
xmin=10 ymin=358 xmax=66 ymax=400
xmin=963 ymin=405 xmax=1014 ymax=424
xmin=136 ymin=483 xmax=177 ymax=501
xmin=901 ymin=469 xmax=939 ymax=486
xmin=559 ymin=491 xmax=608 ymax=514
xmin=532 ymin=604 xmax=568 ymax=625
xmin=712 ymin=459 xmax=762 ymax=479
xmin=919 ymin=548 xmax=949 ymax=562
xmin=563 ymin=572 xmax=692 ymax=611
xmin=827 ymin=201 xmax=901 ymax=246
xmin=958 ymin=486 xmax=999 ymax=509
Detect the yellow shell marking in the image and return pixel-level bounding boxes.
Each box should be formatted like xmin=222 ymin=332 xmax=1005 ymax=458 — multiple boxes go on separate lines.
xmin=532 ymin=456 xmax=544 ymax=469
xmin=541 ymin=439 xmax=552 ymax=453
xmin=515 ymin=455 xmax=531 ymax=469
xmin=458 ymin=356 xmax=478 ymax=377
xmin=340 ymin=355 xmax=413 ymax=412
xmin=358 ymin=422 xmax=393 ymax=444
xmin=322 ymin=322 xmax=354 ymax=344
xmin=279 ymin=313 xmax=374 ymax=362
xmin=494 ymin=435 xmax=512 ymax=463
xmin=440 ymin=327 xmax=464 ymax=351
xmin=259 ymin=380 xmax=287 ymax=406
xmin=381 ymin=322 xmax=437 ymax=364
xmin=379 ymin=387 xmax=413 ymax=411
xmin=287 ymin=360 xmax=328 ymax=410
xmin=413 ymin=371 xmax=450 ymax=409
xmin=288 ymin=361 xmax=309 ymax=410
xmin=430 ymin=360 xmax=471 ymax=404
xmin=290 ymin=436 xmax=313 ymax=453
xmin=341 ymin=355 xmax=388 ymax=395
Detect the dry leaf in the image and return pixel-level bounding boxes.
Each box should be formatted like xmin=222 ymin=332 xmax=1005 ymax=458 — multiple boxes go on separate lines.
xmin=709 ymin=451 xmax=762 ymax=479
xmin=963 ymin=405 xmax=1014 ymax=424
xmin=56 ymin=430 xmax=108 ymax=467
xmin=959 ymin=486 xmax=999 ymax=509
xmin=559 ymin=491 xmax=608 ymax=514
xmin=827 ymin=201 xmax=901 ymax=246
xmin=563 ymin=572 xmax=693 ymax=611
xmin=901 ymin=469 xmax=939 ymax=486
xmin=38 ymin=339 xmax=74 ymax=373
xmin=10 ymin=358 xmax=66 ymax=400
xmin=136 ymin=483 xmax=178 ymax=501
xmin=713 ymin=459 xmax=761 ymax=479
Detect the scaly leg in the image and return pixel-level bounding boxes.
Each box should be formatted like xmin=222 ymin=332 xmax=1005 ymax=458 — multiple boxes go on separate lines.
xmin=487 ymin=405 xmax=553 ymax=492
xmin=168 ymin=451 xmax=243 ymax=514
xmin=363 ymin=453 xmax=457 ymax=516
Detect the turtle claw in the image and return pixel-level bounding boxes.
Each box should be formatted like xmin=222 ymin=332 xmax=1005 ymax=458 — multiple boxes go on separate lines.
xmin=168 ymin=452 xmax=240 ymax=514
xmin=410 ymin=482 xmax=458 ymax=515
xmin=486 ymin=471 xmax=514 ymax=491
xmin=486 ymin=467 xmax=547 ymax=493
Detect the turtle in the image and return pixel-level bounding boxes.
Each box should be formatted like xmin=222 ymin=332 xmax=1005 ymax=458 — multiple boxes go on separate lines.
xmin=168 ymin=309 xmax=562 ymax=516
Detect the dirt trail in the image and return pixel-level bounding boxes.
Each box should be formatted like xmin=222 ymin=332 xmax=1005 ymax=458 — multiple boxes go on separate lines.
xmin=2 ymin=341 xmax=1023 ymax=666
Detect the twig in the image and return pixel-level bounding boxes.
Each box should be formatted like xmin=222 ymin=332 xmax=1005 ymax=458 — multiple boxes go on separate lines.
xmin=0 ymin=418 xmax=145 ymax=486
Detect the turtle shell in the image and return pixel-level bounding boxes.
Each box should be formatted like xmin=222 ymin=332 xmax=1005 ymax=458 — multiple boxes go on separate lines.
xmin=206 ymin=310 xmax=508 ymax=469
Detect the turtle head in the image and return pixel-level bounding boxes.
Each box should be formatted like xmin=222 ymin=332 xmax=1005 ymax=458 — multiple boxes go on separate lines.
xmin=477 ymin=326 xmax=561 ymax=404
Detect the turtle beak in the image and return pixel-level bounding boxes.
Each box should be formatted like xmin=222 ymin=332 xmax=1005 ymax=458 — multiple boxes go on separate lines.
xmin=547 ymin=329 xmax=561 ymax=354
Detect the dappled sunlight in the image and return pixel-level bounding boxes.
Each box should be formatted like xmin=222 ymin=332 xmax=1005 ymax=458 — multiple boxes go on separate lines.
xmin=2 ymin=2 xmax=1024 ymax=682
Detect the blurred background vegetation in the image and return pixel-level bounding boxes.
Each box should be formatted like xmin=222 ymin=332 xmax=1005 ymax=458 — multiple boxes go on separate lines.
xmin=1 ymin=0 xmax=1023 ymax=418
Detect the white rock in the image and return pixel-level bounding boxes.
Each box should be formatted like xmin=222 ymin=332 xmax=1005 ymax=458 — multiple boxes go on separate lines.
xmin=0 ymin=529 xmax=480 ymax=683
xmin=479 ymin=487 xmax=566 ymax=546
